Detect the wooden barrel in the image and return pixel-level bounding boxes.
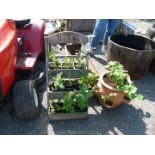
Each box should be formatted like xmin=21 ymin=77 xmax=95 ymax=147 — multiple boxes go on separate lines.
xmin=106 ymin=34 xmax=155 ymax=80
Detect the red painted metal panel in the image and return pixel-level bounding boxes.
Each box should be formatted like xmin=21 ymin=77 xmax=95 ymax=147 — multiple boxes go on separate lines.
xmin=0 ymin=20 xmax=17 ymax=96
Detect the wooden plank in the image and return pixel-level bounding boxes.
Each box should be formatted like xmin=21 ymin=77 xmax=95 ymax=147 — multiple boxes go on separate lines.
xmin=45 ymin=31 xmax=88 ymax=45
xmin=48 ymin=110 xmax=88 ymax=120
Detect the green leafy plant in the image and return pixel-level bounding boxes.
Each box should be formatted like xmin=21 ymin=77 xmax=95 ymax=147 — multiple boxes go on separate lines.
xmin=74 ymin=52 xmax=85 ymax=69
xmin=62 ymin=91 xmax=75 ymax=112
xmin=105 ymin=61 xmax=144 ymax=100
xmin=50 ymin=85 xmax=93 ymax=113
xmin=49 ymin=98 xmax=63 ymax=113
xmin=76 ymin=85 xmax=94 ymax=109
xmin=101 ymin=94 xmax=109 ymax=102
xmin=62 ymin=57 xmax=72 ymax=69
xmin=78 ymin=72 xmax=99 ymax=89
xmin=52 ymin=72 xmax=64 ymax=90
xmin=48 ymin=48 xmax=59 ymax=68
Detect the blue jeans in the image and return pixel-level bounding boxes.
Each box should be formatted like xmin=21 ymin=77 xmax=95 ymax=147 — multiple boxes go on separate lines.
xmin=91 ymin=19 xmax=120 ymax=48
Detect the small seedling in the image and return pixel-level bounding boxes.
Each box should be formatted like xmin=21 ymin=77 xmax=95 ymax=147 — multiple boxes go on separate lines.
xmin=52 ymin=72 xmax=64 ymax=90
xmin=78 ymin=72 xmax=99 ymax=89
xmin=101 ymin=94 xmax=109 ymax=102
xmin=63 ymin=57 xmax=72 ymax=69
xmin=48 ymin=48 xmax=59 ymax=68
xmin=74 ymin=52 xmax=85 ymax=69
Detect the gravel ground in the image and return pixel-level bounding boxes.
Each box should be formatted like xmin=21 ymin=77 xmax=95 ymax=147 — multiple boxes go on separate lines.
xmin=0 ymin=53 xmax=155 ymax=135
xmin=0 ymin=19 xmax=155 ymax=135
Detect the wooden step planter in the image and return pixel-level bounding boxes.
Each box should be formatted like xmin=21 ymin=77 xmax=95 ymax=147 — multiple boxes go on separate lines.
xmin=48 ymin=78 xmax=80 ymax=99
xmin=48 ymin=54 xmax=89 ymax=78
xmin=48 ymin=109 xmax=88 ymax=121
xmin=48 ymin=67 xmax=88 ymax=78
xmin=48 ymin=92 xmax=88 ymax=120
xmin=45 ymin=31 xmax=89 ymax=120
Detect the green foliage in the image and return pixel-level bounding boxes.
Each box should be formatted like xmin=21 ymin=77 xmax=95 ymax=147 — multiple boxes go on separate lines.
xmin=50 ymin=85 xmax=93 ymax=113
xmin=109 ymin=93 xmax=117 ymax=97
xmin=78 ymin=72 xmax=99 ymax=89
xmin=63 ymin=57 xmax=72 ymax=69
xmin=101 ymin=94 xmax=109 ymax=102
xmin=48 ymin=48 xmax=58 ymax=68
xmin=52 ymin=72 xmax=64 ymax=89
xmin=105 ymin=61 xmax=144 ymax=100
xmin=74 ymin=52 xmax=85 ymax=69
xmin=62 ymin=92 xmax=75 ymax=112
xmin=62 ymin=85 xmax=93 ymax=112
xmin=49 ymin=99 xmax=63 ymax=112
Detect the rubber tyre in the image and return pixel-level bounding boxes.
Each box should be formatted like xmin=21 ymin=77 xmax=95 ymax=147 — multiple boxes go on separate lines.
xmin=38 ymin=40 xmax=45 ymax=61
xmin=14 ymin=19 xmax=31 ymax=28
xmin=13 ymin=80 xmax=41 ymax=119
xmin=146 ymin=23 xmax=155 ymax=39
xmin=34 ymin=71 xmax=46 ymax=87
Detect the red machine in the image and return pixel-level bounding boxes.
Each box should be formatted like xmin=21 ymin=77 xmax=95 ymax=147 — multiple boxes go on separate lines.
xmin=0 ymin=19 xmax=45 ymax=119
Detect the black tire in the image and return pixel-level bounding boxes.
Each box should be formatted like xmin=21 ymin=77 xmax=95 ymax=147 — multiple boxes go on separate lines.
xmin=13 ymin=80 xmax=41 ymax=119
xmin=38 ymin=40 xmax=45 ymax=61
xmin=14 ymin=19 xmax=31 ymax=28
xmin=34 ymin=71 xmax=46 ymax=87
xmin=146 ymin=23 xmax=155 ymax=39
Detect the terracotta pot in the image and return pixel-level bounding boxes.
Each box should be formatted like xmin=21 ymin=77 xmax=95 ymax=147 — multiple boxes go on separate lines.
xmin=93 ymin=72 xmax=130 ymax=109
xmin=66 ymin=44 xmax=81 ymax=55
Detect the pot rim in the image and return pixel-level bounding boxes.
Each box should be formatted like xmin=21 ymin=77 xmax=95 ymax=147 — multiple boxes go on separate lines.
xmin=100 ymin=72 xmax=131 ymax=93
xmin=109 ymin=34 xmax=155 ymax=53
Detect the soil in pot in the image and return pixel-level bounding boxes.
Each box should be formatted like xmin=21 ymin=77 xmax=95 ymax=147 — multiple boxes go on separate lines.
xmin=49 ymin=62 xmax=61 ymax=69
xmin=66 ymin=44 xmax=82 ymax=55
xmin=74 ymin=62 xmax=85 ymax=69
xmin=49 ymin=78 xmax=80 ymax=91
xmin=49 ymin=99 xmax=87 ymax=113
xmin=61 ymin=62 xmax=74 ymax=69
xmin=49 ymin=62 xmax=74 ymax=70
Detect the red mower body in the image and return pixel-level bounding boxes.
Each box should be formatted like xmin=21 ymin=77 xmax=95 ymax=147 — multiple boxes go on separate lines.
xmin=0 ymin=19 xmax=45 ymax=104
xmin=0 ymin=20 xmax=17 ymax=97
xmin=16 ymin=20 xmax=45 ymax=70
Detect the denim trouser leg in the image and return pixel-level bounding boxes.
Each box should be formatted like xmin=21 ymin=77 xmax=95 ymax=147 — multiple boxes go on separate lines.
xmin=91 ymin=19 xmax=108 ymax=48
xmin=103 ymin=19 xmax=120 ymax=45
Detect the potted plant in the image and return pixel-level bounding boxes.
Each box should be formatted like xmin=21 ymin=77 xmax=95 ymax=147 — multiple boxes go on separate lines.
xmin=48 ymin=48 xmax=60 ymax=69
xmin=48 ymin=48 xmax=88 ymax=78
xmin=62 ymin=57 xmax=74 ymax=69
xmin=78 ymin=71 xmax=99 ymax=89
xmin=49 ymin=72 xmax=80 ymax=98
xmin=73 ymin=52 xmax=85 ymax=69
xmin=49 ymin=85 xmax=93 ymax=120
xmin=94 ymin=61 xmax=143 ymax=108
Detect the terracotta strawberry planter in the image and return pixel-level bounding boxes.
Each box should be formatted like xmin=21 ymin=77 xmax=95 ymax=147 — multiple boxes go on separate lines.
xmin=94 ymin=72 xmax=130 ymax=108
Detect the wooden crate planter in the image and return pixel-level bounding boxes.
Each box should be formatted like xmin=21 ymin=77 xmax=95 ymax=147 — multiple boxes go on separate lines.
xmin=48 ymin=92 xmax=88 ymax=120
xmin=45 ymin=31 xmax=89 ymax=120
xmin=48 ymin=55 xmax=89 ymax=78
xmin=48 ymin=109 xmax=88 ymax=120
xmin=48 ymin=67 xmax=88 ymax=78
xmin=48 ymin=77 xmax=80 ymax=99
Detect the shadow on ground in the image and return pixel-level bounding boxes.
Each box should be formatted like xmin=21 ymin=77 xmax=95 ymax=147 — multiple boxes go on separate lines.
xmin=50 ymin=103 xmax=151 ymax=135
xmin=0 ymin=85 xmax=48 ymax=135
xmin=133 ymin=72 xmax=155 ymax=102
